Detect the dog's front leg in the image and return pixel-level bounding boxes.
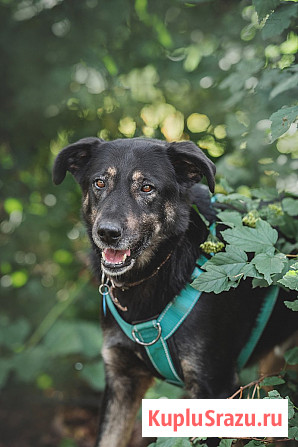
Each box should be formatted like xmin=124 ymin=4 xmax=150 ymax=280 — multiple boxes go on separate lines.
xmin=95 ymin=345 xmax=153 ymax=447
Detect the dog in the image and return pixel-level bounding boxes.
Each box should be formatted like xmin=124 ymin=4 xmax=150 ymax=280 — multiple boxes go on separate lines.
xmin=53 ymin=137 xmax=297 ymax=447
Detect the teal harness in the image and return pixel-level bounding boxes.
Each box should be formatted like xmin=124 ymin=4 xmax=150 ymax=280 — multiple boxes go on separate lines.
xmin=104 ymin=262 xmax=205 ymax=386
xmin=101 ymin=207 xmax=279 ymax=386
xmin=103 ymin=265 xmax=279 ymax=386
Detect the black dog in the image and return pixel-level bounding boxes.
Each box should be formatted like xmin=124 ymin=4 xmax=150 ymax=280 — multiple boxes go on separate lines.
xmin=53 ymin=137 xmax=297 ymax=447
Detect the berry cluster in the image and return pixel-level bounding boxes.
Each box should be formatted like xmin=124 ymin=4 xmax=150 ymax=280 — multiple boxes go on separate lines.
xmin=242 ymin=211 xmax=259 ymax=228
xmin=200 ymin=240 xmax=225 ymax=254
xmin=268 ymin=203 xmax=284 ymax=216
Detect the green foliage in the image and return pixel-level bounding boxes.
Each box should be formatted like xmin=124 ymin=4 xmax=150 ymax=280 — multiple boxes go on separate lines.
xmin=284 ymin=299 xmax=298 ymax=310
xmin=222 ymin=220 xmax=278 ymax=252
xmin=282 ymin=197 xmax=298 ymax=216
xmin=284 ymin=347 xmax=298 ymax=365
xmin=193 ymin=191 xmax=298 ymax=294
xmin=278 ymin=262 xmax=298 ymax=290
xmin=253 ymin=0 xmax=280 ymax=21
xmin=218 ymin=441 xmax=235 ymax=447
xmin=260 ymin=375 xmax=285 ymax=386
xmin=270 ymin=105 xmax=298 ymax=141
xmin=148 ymin=438 xmax=191 ymax=447
xmin=261 ymin=3 xmax=298 ymax=39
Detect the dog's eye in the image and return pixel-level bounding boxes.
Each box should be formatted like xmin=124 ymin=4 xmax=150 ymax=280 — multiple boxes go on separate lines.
xmin=94 ymin=179 xmax=106 ymax=189
xmin=141 ymin=185 xmax=154 ymax=193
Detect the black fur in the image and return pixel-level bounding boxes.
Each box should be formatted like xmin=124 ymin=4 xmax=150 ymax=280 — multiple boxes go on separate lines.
xmin=53 ymin=137 xmax=297 ymax=447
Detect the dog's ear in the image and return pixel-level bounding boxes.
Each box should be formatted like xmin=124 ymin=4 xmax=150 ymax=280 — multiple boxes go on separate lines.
xmin=52 ymin=137 xmax=104 ymax=185
xmin=167 ymin=141 xmax=216 ymax=192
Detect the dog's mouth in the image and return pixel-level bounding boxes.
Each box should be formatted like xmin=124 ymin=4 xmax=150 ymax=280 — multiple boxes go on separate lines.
xmin=101 ymin=247 xmax=135 ymax=276
xmin=102 ymin=248 xmax=131 ymax=266
xmin=100 ymin=238 xmax=151 ymax=276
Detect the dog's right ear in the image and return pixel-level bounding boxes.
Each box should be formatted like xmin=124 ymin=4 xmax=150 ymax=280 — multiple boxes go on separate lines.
xmin=52 ymin=137 xmax=104 ymax=185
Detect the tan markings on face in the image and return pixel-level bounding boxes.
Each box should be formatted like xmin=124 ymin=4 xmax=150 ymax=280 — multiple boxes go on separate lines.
xmin=132 ymin=170 xmax=144 ymax=182
xmin=141 ymin=212 xmax=157 ymax=226
xmin=133 ymin=212 xmax=163 ymax=269
xmin=107 ymin=166 xmax=117 ymax=177
xmin=131 ymin=171 xmax=144 ymax=196
xmin=105 ymin=166 xmax=116 ymax=191
xmin=90 ymin=207 xmax=99 ymax=224
xmin=126 ymin=212 xmax=138 ymax=231
xmin=82 ymin=192 xmax=89 ymax=212
xmin=154 ymin=222 xmax=161 ymax=234
xmin=165 ymin=201 xmax=175 ymax=222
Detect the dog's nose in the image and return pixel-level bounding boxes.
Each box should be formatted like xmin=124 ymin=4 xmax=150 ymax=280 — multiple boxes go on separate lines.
xmin=98 ymin=223 xmax=122 ymax=245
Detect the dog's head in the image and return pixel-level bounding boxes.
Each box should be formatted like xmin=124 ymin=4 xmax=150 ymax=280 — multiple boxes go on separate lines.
xmin=53 ymin=137 xmax=215 ymax=277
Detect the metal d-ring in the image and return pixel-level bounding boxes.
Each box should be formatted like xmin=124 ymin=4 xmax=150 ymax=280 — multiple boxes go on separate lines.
xmin=99 ymin=283 xmax=110 ymax=296
xmin=132 ymin=323 xmax=162 ymax=346
xmin=99 ymin=272 xmax=111 ymax=296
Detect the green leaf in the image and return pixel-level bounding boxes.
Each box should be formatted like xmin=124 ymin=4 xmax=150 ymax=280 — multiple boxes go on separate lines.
xmin=194 ymin=247 xmax=252 ymax=292
xmin=270 ymin=73 xmax=298 ymax=99
xmin=149 ymin=438 xmax=191 ymax=447
xmin=284 ymin=347 xmax=298 ymax=365
xmin=192 ymin=265 xmax=236 ymax=294
xmin=287 ymin=396 xmax=295 ymax=419
xmin=251 ymin=187 xmax=279 ymax=200
xmin=270 ymin=105 xmax=298 ymax=142
xmin=290 ymin=262 xmax=298 ymax=269
xmin=288 ymin=426 xmax=298 ymax=440
xmin=278 ymin=268 xmax=298 ymax=291
xmin=241 ymin=262 xmax=263 ymax=279
xmin=252 ymin=278 xmax=271 ymax=288
xmin=222 ymin=219 xmax=278 ymax=253
xmin=253 ymin=0 xmax=280 ymax=21
xmin=260 ymin=376 xmax=285 ymax=386
xmin=284 ymin=299 xmax=298 ymax=311
xmin=203 ymin=246 xmax=248 ymax=276
xmin=252 ymin=253 xmax=287 ymax=285
xmin=266 ymin=389 xmax=282 ymax=399
xmin=262 ymin=4 xmax=298 ymax=39
xmin=218 ymin=440 xmax=235 ymax=447
xmin=217 ymin=210 xmax=243 ymax=227
xmin=244 ymin=441 xmax=266 ymax=447
xmin=44 ymin=320 xmax=102 ymax=357
xmin=279 ymin=214 xmax=298 ymax=240
xmin=282 ymin=197 xmax=298 ymax=216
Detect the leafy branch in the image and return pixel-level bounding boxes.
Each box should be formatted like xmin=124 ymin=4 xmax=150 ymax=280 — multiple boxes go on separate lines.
xmin=192 ymin=190 xmax=298 ymax=295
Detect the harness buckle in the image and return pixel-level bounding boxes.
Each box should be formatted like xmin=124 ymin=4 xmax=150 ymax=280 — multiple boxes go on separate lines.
xmin=132 ymin=322 xmax=162 ymax=346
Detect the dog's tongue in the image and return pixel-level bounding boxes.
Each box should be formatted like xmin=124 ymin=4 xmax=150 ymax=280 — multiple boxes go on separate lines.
xmin=103 ymin=248 xmax=131 ymax=264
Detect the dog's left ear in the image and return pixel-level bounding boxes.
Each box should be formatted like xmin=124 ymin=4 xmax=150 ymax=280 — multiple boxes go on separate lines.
xmin=52 ymin=137 xmax=104 ymax=185
xmin=167 ymin=141 xmax=216 ymax=192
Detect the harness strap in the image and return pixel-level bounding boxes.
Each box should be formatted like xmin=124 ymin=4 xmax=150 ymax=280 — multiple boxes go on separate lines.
xmin=105 ymin=263 xmax=204 ymax=386
xmin=236 ymin=285 xmax=279 ymax=371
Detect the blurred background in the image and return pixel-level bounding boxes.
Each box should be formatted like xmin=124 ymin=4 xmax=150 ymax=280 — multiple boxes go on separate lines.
xmin=0 ymin=0 xmax=297 ymax=446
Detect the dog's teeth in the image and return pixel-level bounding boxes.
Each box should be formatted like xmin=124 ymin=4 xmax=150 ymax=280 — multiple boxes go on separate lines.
xmin=123 ymin=254 xmax=127 ymax=262
xmin=102 ymin=251 xmax=106 ymax=260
